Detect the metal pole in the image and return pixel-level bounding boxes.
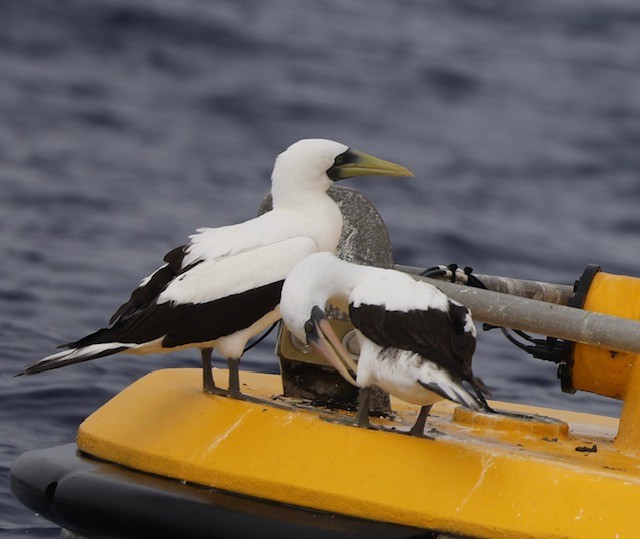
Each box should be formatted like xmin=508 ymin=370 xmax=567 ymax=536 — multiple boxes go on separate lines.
xmin=415 ymin=277 xmax=640 ymax=356
xmin=396 ymin=264 xmax=575 ymax=305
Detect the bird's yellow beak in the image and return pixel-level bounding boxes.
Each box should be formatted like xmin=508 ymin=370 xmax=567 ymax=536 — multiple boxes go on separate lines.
xmin=305 ymin=306 xmax=359 ymax=386
xmin=328 ymin=148 xmax=414 ymax=181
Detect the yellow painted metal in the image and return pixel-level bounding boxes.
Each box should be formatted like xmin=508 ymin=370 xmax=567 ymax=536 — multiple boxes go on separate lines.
xmin=569 ymin=271 xmax=640 ymax=454
xmin=615 ymin=358 xmax=640 ymax=456
xmin=572 ymin=272 xmax=640 ymax=399
xmin=78 ymin=368 xmax=639 ymax=539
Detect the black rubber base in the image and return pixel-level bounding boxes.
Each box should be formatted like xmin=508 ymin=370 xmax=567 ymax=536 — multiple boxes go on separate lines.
xmin=10 ymin=444 xmax=437 ymax=539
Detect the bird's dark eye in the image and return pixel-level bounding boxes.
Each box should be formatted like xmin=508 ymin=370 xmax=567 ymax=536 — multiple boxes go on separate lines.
xmin=304 ymin=320 xmax=314 ymax=334
xmin=327 ymin=150 xmax=353 ymax=181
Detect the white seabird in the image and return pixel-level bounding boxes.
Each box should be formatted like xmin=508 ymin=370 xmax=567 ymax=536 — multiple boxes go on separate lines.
xmin=280 ymin=252 xmax=490 ymax=434
xmin=19 ymin=139 xmax=414 ymax=397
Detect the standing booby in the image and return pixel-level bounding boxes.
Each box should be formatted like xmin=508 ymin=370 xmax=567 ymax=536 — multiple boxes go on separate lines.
xmin=280 ymin=252 xmax=490 ymax=434
xmin=19 ymin=139 xmax=413 ymax=397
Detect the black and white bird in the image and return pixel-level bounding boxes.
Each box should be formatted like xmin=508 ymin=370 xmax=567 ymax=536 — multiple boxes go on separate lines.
xmin=19 ymin=139 xmax=413 ymax=397
xmin=280 ymin=252 xmax=490 ymax=434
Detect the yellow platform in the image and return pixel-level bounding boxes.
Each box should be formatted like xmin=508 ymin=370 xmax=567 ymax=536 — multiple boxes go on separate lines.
xmin=78 ymin=368 xmax=638 ymax=538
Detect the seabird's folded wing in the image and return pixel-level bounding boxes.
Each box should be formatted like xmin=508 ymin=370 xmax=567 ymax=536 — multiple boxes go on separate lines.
xmin=79 ymin=237 xmax=319 ymax=351
xmin=111 ymin=211 xmax=310 ymax=324
xmin=349 ymin=278 xmax=476 ymax=378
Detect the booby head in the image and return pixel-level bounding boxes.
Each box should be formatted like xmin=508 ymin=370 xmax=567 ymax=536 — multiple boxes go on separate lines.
xmin=270 ymin=139 xmax=414 ymax=205
xmin=280 ymin=252 xmax=369 ymax=385
xmin=281 ymin=253 xmax=360 ymax=343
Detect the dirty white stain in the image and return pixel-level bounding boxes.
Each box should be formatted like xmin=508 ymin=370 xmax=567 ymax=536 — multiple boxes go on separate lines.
xmin=457 ymin=455 xmax=495 ymax=512
xmin=202 ymin=410 xmax=253 ymax=457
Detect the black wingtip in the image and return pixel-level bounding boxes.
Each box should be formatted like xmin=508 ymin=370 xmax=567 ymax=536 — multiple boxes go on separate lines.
xmin=14 ymin=365 xmax=40 ymax=377
xmin=471 ymin=376 xmax=492 ymax=398
xmin=470 ymin=381 xmax=495 ymax=414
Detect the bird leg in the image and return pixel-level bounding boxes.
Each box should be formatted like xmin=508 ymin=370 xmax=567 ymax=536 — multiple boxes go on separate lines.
xmin=227 ymin=357 xmax=241 ymax=398
xmin=409 ymin=404 xmax=433 ymax=436
xmin=201 ymin=348 xmax=226 ymax=395
xmin=355 ymin=387 xmax=372 ymax=428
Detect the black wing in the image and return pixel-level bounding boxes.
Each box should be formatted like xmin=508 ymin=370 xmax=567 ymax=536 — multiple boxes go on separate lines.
xmin=349 ymin=300 xmax=476 ymax=380
xmin=108 ymin=245 xmax=188 ymax=325
xmin=67 ymin=280 xmax=284 ymax=350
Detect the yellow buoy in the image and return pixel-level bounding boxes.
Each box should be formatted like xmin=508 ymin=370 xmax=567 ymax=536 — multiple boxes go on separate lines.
xmin=77 ymin=368 xmax=637 ymax=539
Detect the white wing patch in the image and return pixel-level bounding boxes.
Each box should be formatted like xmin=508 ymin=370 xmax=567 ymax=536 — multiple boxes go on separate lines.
xmin=350 ymin=271 xmax=450 ymax=313
xmin=157 ymin=237 xmax=318 ymax=305
xmin=183 ymin=211 xmax=308 ymax=268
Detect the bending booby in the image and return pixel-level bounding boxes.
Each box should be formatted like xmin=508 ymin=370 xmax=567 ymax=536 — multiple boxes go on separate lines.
xmin=19 ymin=139 xmax=413 ymax=397
xmin=280 ymin=252 xmax=489 ymax=434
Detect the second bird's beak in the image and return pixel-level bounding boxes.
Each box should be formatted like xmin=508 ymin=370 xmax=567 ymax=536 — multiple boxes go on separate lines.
xmin=305 ymin=306 xmax=359 ymax=386
xmin=327 ymin=148 xmax=414 ymax=181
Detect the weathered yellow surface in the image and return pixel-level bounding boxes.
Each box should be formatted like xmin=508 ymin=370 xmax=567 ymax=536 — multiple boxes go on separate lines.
xmin=573 ymin=271 xmax=640 ymax=399
xmin=78 ymin=369 xmax=640 ymax=539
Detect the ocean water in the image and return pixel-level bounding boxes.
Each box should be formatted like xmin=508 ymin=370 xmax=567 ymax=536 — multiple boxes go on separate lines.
xmin=2 ymin=0 xmax=640 ymax=535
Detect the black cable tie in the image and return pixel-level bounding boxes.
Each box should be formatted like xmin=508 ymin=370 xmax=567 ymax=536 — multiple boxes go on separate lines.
xmin=482 ymin=323 xmax=501 ymax=331
xmin=447 ymin=263 xmax=458 ymax=283
xmin=243 ymin=321 xmax=279 ymax=353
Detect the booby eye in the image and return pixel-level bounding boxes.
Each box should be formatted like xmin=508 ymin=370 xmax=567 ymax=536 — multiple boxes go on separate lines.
xmin=334 ymin=153 xmax=346 ymax=166
xmin=304 ymin=320 xmax=314 ymax=334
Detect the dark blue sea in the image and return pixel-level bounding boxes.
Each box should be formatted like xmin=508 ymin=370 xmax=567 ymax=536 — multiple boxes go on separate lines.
xmin=2 ymin=0 xmax=640 ymax=535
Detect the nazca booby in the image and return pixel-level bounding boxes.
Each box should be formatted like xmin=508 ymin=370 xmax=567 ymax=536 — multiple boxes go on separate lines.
xmin=280 ymin=252 xmax=489 ymax=434
xmin=19 ymin=139 xmax=414 ymax=397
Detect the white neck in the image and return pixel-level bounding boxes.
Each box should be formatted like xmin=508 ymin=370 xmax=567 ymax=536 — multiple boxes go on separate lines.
xmin=281 ymin=253 xmax=383 ymax=342
xmin=270 ymin=163 xmax=343 ymax=254
xmin=270 ymin=167 xmax=334 ymax=210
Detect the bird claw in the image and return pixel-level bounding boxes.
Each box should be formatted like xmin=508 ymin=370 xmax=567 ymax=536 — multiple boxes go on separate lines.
xmin=405 ymin=430 xmax=435 ymax=440
xmin=356 ymin=420 xmax=378 ymax=431
xmin=202 ymin=385 xmax=229 ymax=396
xmin=231 ymin=393 xmax=265 ymax=405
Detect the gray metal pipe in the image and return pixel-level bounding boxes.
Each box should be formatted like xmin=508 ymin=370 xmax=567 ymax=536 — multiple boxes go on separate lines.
xmin=395 ymin=264 xmax=575 ymax=305
xmin=415 ymin=276 xmax=640 ymax=356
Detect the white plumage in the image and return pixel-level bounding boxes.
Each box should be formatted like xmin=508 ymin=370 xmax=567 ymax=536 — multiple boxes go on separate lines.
xmin=20 ymin=139 xmax=413 ymax=397
xmin=281 ymin=252 xmax=489 ymax=433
